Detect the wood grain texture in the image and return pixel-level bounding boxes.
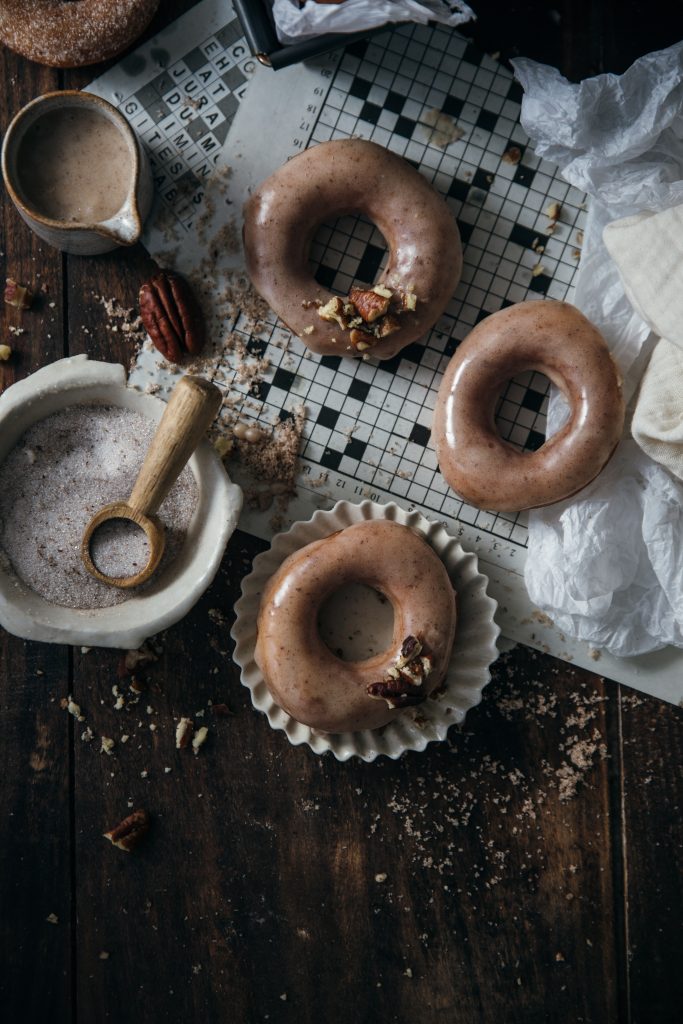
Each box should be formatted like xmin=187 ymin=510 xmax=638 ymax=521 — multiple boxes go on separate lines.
xmin=1 ymin=3 xmax=682 ymax=1023
xmin=0 ymin=47 xmax=70 ymax=1024
xmin=619 ymin=695 xmax=683 ymax=1023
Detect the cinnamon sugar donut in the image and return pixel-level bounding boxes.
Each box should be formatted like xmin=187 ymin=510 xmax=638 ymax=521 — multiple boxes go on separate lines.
xmin=432 ymin=301 xmax=625 ymax=512
xmin=0 ymin=1 xmax=159 ymax=68
xmin=243 ymin=139 xmax=462 ymax=360
xmin=254 ymin=520 xmax=457 ymax=733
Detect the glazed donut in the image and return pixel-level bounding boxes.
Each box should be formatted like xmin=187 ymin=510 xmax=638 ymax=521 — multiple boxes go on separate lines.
xmin=243 ymin=139 xmax=462 ymax=360
xmin=432 ymin=301 xmax=625 ymax=512
xmin=254 ymin=520 xmax=457 ymax=733
xmin=0 ymin=1 xmax=159 ymax=68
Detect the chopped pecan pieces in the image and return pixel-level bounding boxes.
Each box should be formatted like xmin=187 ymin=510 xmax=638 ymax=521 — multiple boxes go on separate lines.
xmin=103 ymin=809 xmax=150 ymax=852
xmin=349 ymin=286 xmax=391 ymax=323
xmin=366 ymin=679 xmax=428 ymax=709
xmin=123 ymin=643 xmax=158 ymax=673
xmin=175 ymin=717 xmax=194 ymax=749
xmin=192 ymin=726 xmax=209 ymax=755
xmin=350 ymin=328 xmax=374 ymax=352
xmin=502 ymin=146 xmax=522 ymax=165
xmin=4 ymin=278 xmax=32 ymax=310
xmin=375 ymin=315 xmax=401 ymax=338
xmin=366 ymin=634 xmax=435 ymax=709
xmin=317 ymin=296 xmax=348 ymax=328
xmin=372 ymin=284 xmax=393 ymax=299
xmin=309 ymin=279 xmax=418 ymax=353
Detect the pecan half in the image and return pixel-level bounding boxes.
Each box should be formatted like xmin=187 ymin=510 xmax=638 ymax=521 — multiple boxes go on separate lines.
xmin=349 ymin=286 xmax=391 ymax=323
xmin=139 ymin=271 xmax=205 ymax=362
xmin=103 ymin=809 xmax=149 ymax=852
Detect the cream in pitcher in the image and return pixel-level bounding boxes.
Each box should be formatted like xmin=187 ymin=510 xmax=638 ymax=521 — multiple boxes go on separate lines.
xmin=1 ymin=90 xmax=153 ymax=254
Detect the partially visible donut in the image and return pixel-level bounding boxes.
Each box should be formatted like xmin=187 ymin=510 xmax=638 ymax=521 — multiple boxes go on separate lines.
xmin=0 ymin=1 xmax=159 ymax=68
xmin=243 ymin=138 xmax=462 ymax=360
xmin=254 ymin=520 xmax=457 ymax=733
xmin=432 ymin=301 xmax=625 ymax=512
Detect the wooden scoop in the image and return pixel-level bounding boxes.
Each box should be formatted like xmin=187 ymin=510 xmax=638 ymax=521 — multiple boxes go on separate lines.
xmin=81 ymin=375 xmax=222 ymax=589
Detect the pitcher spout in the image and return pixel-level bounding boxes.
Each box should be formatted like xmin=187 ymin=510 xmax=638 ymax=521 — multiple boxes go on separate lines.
xmin=96 ymin=197 xmax=142 ymax=247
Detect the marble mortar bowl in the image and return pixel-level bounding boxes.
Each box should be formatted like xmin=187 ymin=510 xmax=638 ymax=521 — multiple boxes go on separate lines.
xmin=0 ymin=356 xmax=242 ymax=649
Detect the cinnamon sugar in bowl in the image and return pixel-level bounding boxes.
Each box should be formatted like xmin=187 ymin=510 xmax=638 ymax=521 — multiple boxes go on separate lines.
xmin=0 ymin=356 xmax=242 ymax=648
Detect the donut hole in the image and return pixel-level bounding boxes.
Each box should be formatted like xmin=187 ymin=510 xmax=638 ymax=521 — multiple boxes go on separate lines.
xmin=317 ymin=582 xmax=395 ymax=662
xmin=309 ymin=213 xmax=389 ymax=295
xmin=495 ymin=369 xmax=569 ymax=453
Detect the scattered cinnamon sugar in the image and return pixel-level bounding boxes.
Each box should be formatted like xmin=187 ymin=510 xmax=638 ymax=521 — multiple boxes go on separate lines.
xmin=360 ymin=651 xmax=614 ymax=891
xmin=98 ymin=294 xmax=147 ymax=350
xmin=236 ymin=408 xmax=304 ymax=489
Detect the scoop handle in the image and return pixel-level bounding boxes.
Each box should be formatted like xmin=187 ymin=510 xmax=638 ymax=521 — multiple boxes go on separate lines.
xmin=128 ymin=376 xmax=222 ymax=516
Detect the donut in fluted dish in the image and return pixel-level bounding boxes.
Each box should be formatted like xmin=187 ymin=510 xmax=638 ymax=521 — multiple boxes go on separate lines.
xmin=0 ymin=1 xmax=159 ymax=68
xmin=254 ymin=520 xmax=457 ymax=733
xmin=243 ymin=139 xmax=462 ymax=360
xmin=432 ymin=300 xmax=625 ymax=513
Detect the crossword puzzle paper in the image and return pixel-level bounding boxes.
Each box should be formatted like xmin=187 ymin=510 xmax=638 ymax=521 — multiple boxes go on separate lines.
xmin=88 ymin=5 xmax=682 ymax=704
xmin=88 ymin=0 xmax=255 ymax=252
xmin=202 ymin=26 xmax=588 ymax=587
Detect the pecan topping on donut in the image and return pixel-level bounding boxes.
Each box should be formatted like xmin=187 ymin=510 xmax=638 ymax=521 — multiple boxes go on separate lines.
xmin=400 ymin=290 xmax=418 ymax=312
xmin=350 ymin=329 xmax=373 ymax=352
xmin=397 ymin=634 xmax=422 ymax=666
xmin=375 ymin=315 xmax=401 ymax=338
xmin=367 ymin=635 xmax=435 ymax=709
xmin=317 ymin=294 xmax=348 ymax=325
xmin=349 ymin=286 xmax=391 ymax=323
xmin=315 ymin=283 xmax=418 ymax=352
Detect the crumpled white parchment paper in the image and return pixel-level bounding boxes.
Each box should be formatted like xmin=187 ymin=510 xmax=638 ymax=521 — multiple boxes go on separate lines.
xmin=272 ymin=0 xmax=475 ymax=45
xmin=511 ymin=42 xmax=683 ymax=656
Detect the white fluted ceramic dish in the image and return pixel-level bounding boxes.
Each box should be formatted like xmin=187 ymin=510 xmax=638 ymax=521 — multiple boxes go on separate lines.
xmin=231 ymin=500 xmax=500 ymax=762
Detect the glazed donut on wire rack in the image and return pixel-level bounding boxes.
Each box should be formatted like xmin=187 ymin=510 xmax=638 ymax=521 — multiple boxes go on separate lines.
xmin=243 ymin=138 xmax=462 ymax=360
xmin=432 ymin=300 xmax=625 ymax=513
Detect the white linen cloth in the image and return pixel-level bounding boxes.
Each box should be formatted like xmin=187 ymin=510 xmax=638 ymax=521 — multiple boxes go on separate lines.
xmin=631 ymin=339 xmax=683 ymax=482
xmin=603 ymin=205 xmax=683 ymax=351
xmin=511 ymin=42 xmax=683 ymax=656
xmin=603 ymin=203 xmax=683 ymax=482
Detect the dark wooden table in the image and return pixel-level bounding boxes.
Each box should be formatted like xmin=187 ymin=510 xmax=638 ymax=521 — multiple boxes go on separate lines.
xmin=1 ymin=3 xmax=682 ymax=1022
